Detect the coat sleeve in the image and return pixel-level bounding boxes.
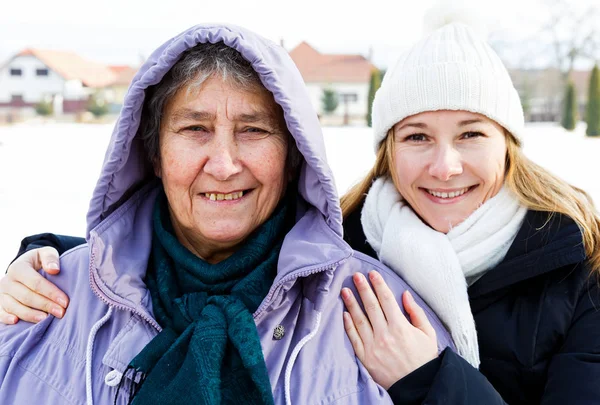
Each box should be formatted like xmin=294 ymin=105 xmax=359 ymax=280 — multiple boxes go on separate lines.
xmin=387 ymin=348 xmax=507 ymax=404
xmin=11 ymin=233 xmax=86 ymax=264
xmin=540 ymin=277 xmax=600 ymax=404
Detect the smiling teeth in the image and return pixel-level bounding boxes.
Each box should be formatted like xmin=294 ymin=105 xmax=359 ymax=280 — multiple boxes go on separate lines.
xmin=205 ymin=191 xmax=244 ymax=201
xmin=427 ymin=187 xmax=469 ymax=199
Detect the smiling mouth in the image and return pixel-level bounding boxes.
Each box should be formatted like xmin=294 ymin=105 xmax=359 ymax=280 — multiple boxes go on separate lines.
xmin=423 ymin=186 xmax=476 ymax=199
xmin=203 ymin=190 xmax=250 ymax=201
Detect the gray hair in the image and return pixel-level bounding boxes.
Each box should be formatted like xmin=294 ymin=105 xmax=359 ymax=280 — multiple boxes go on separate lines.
xmin=138 ymin=41 xmax=302 ymax=175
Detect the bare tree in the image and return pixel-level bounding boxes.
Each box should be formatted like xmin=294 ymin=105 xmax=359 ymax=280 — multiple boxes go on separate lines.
xmin=542 ymin=0 xmax=600 ymax=84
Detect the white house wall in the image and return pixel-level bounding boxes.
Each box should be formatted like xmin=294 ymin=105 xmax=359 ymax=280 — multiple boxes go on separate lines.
xmin=0 ymin=55 xmax=66 ymax=103
xmin=306 ymin=82 xmax=369 ymax=123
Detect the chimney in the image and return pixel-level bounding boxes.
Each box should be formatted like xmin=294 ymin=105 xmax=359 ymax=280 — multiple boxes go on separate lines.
xmin=367 ymin=46 xmax=373 ymax=62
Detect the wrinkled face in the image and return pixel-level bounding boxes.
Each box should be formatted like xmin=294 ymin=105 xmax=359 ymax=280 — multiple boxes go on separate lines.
xmin=391 ymin=110 xmax=507 ymax=233
xmin=157 ymin=75 xmax=289 ymax=261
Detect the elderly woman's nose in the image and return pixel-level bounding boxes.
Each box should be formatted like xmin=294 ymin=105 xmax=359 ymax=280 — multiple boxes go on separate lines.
xmin=203 ymin=140 xmax=243 ymax=180
xmin=428 ymin=145 xmax=463 ymax=181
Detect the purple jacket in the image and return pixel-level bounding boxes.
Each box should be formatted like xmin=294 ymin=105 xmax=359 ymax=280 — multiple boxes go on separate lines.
xmin=0 ymin=24 xmax=453 ymax=405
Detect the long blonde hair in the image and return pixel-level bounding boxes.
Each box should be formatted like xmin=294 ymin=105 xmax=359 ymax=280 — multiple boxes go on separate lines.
xmin=340 ymin=129 xmax=600 ymax=273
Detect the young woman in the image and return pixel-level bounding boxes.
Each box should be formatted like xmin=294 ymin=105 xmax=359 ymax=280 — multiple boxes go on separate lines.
xmin=340 ymin=23 xmax=600 ymax=404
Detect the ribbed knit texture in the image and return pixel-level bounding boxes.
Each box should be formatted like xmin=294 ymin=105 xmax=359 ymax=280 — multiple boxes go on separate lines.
xmin=372 ymin=23 xmax=524 ymax=150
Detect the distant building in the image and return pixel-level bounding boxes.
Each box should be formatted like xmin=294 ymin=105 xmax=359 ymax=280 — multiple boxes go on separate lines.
xmin=0 ymin=48 xmax=137 ymax=119
xmin=509 ymin=68 xmax=591 ymax=122
xmin=289 ymin=42 xmax=376 ymax=126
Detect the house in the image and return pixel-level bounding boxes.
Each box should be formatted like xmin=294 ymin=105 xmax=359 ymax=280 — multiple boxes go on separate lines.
xmin=106 ymin=65 xmax=138 ymax=113
xmin=289 ymin=42 xmax=377 ymax=125
xmin=509 ymin=68 xmax=592 ymax=122
xmin=0 ymin=48 xmax=136 ymax=120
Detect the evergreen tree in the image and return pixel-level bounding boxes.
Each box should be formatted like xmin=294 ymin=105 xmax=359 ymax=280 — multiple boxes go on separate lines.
xmin=586 ymin=64 xmax=600 ymax=136
xmin=366 ymin=68 xmax=382 ymax=127
xmin=561 ymin=81 xmax=577 ymax=131
xmin=87 ymin=93 xmax=109 ymax=118
xmin=35 ymin=99 xmax=53 ymax=116
xmin=321 ymin=88 xmax=339 ymax=115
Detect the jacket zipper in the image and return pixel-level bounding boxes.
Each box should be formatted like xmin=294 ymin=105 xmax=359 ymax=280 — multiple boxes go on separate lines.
xmin=88 ymin=243 xmax=161 ymax=332
xmin=253 ymin=259 xmax=345 ymax=319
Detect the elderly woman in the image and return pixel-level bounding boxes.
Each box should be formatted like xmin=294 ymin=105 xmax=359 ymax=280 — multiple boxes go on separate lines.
xmin=339 ymin=23 xmax=600 ymax=404
xmin=0 ymin=24 xmax=453 ymax=404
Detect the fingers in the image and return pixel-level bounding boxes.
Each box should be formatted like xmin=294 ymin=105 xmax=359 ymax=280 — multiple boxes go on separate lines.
xmin=6 ymin=282 xmax=65 ymax=318
xmin=0 ymin=294 xmax=49 ymax=324
xmin=343 ymin=311 xmax=365 ymax=360
xmin=9 ymin=259 xmax=69 ymax=309
xmin=403 ymin=290 xmax=437 ymax=340
xmin=352 ymin=273 xmax=388 ymax=332
xmin=0 ymin=309 xmax=18 ymax=325
xmin=341 ymin=287 xmax=374 ymax=344
xmin=367 ymin=271 xmax=408 ymax=328
xmin=36 ymin=247 xmax=61 ymax=276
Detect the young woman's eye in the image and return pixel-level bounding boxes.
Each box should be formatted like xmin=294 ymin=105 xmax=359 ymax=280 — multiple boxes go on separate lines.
xmin=462 ymin=131 xmax=484 ymax=139
xmin=404 ymin=133 xmax=427 ymax=142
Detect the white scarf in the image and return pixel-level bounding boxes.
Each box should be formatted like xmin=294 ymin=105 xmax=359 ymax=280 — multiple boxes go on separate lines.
xmin=361 ymin=177 xmax=527 ymax=368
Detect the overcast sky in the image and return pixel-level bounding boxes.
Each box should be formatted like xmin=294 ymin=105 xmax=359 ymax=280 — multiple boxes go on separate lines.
xmin=1 ymin=0 xmax=597 ymax=70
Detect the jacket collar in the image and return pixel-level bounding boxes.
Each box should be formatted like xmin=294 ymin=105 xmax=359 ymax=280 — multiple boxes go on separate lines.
xmin=88 ymin=183 xmax=352 ymax=327
xmin=468 ymin=210 xmax=587 ymax=298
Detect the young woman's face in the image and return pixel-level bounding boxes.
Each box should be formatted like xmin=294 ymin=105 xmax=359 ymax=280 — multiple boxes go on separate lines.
xmin=391 ymin=110 xmax=507 ymax=233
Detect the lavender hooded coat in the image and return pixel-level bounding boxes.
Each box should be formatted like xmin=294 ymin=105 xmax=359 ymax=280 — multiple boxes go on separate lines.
xmin=0 ymin=24 xmax=453 ymax=405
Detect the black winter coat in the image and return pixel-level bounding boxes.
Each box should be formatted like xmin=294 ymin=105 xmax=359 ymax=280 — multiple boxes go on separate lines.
xmin=344 ymin=205 xmax=600 ymax=404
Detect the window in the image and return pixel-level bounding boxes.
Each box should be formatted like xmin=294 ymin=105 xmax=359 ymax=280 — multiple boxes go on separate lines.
xmin=10 ymin=68 xmax=22 ymax=77
xmin=11 ymin=94 xmax=24 ymax=102
xmin=36 ymin=68 xmax=49 ymax=77
xmin=339 ymin=93 xmax=358 ymax=103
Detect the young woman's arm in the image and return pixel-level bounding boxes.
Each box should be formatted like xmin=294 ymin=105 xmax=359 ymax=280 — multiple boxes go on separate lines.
xmin=0 ymin=234 xmax=84 ymax=324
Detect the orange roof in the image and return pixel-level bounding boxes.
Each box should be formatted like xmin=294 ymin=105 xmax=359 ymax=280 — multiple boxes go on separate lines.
xmin=17 ymin=48 xmax=117 ymax=88
xmin=109 ymin=65 xmax=138 ymax=87
xmin=289 ymin=41 xmax=376 ymax=83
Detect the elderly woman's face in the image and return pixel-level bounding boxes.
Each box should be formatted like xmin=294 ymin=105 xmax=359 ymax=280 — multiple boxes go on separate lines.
xmin=392 ymin=110 xmax=507 ymax=233
xmin=157 ymin=76 xmax=289 ymax=259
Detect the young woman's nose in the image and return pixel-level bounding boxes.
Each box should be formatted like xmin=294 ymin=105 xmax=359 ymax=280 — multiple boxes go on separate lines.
xmin=428 ymin=145 xmax=463 ymax=181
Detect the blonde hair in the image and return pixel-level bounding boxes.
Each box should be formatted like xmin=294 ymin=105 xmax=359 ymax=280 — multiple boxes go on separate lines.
xmin=340 ymin=129 xmax=600 ymax=273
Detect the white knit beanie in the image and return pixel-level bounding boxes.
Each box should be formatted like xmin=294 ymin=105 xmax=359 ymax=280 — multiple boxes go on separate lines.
xmin=372 ymin=23 xmax=524 ymax=151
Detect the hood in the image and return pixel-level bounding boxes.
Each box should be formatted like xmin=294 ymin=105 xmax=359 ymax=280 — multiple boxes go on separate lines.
xmin=86 ymin=24 xmax=342 ymax=238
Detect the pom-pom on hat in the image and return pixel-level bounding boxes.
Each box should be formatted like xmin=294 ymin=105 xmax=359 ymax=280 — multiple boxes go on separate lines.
xmin=372 ymin=22 xmax=524 ymax=151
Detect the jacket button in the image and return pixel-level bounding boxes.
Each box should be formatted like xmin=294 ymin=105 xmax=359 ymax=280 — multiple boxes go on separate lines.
xmin=273 ymin=324 xmax=285 ymax=340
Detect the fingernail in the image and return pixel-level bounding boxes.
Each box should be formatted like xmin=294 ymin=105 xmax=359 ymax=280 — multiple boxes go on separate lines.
xmin=35 ymin=314 xmax=47 ymax=322
xmin=341 ymin=288 xmax=350 ymax=299
xmin=406 ymin=290 xmax=414 ymax=301
xmin=51 ymin=307 xmax=64 ymax=318
xmin=369 ymin=270 xmax=380 ymax=281
xmin=47 ymin=262 xmax=59 ymax=271
xmin=353 ymin=273 xmax=365 ymax=284
xmin=57 ymin=298 xmax=68 ymax=307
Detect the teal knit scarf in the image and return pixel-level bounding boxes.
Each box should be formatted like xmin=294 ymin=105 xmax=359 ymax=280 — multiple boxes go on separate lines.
xmin=124 ymin=190 xmax=292 ymax=405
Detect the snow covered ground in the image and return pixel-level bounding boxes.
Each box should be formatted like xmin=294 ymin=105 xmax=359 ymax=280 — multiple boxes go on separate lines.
xmin=1 ymin=122 xmax=598 ymax=269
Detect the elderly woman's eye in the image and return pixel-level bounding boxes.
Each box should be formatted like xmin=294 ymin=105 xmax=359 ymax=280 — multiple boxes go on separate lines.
xmin=183 ymin=125 xmax=207 ymax=132
xmin=239 ymin=127 xmax=271 ymax=140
